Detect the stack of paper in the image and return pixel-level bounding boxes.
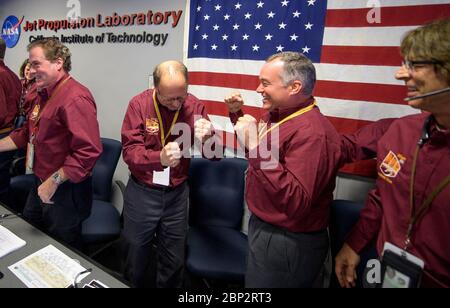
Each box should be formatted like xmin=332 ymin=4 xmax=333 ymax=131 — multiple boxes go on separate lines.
xmin=8 ymin=245 xmax=91 ymax=288
xmin=0 ymin=225 xmax=26 ymax=258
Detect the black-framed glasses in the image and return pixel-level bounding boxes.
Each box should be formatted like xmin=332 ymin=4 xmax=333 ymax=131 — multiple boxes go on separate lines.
xmin=0 ymin=213 xmax=19 ymax=223
xmin=156 ymin=91 xmax=188 ymax=104
xmin=402 ymin=60 xmax=442 ymax=71
xmin=69 ymin=268 xmax=92 ymax=288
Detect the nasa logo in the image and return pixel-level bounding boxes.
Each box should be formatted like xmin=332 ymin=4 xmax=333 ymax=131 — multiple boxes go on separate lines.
xmin=1 ymin=15 xmax=24 ymax=48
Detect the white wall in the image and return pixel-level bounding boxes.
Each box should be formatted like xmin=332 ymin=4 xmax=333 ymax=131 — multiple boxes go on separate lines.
xmin=1 ymin=0 xmax=375 ymax=215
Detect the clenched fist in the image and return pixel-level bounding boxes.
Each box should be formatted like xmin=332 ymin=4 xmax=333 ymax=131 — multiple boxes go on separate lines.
xmin=234 ymin=114 xmax=259 ymax=150
xmin=160 ymin=142 xmax=181 ymax=168
xmin=194 ymin=118 xmax=213 ymax=142
xmin=224 ymin=92 xmax=244 ymax=113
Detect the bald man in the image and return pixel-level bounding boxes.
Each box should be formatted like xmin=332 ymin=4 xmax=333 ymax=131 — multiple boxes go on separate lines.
xmin=121 ymin=60 xmax=215 ymax=288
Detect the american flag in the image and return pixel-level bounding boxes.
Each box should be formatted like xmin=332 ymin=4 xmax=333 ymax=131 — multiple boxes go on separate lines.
xmin=184 ymin=0 xmax=450 ymax=176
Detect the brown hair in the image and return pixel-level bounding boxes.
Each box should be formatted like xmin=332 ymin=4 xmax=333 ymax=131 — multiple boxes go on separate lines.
xmin=19 ymin=59 xmax=29 ymax=78
xmin=0 ymin=37 xmax=6 ymax=59
xmin=27 ymin=37 xmax=72 ymax=72
xmin=401 ymin=19 xmax=450 ymax=84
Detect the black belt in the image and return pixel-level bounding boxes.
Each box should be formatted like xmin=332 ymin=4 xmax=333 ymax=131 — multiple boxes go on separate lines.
xmin=131 ymin=175 xmax=182 ymax=192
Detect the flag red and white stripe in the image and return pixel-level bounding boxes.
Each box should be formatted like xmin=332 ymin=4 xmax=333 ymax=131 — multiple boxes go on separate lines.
xmin=184 ymin=0 xmax=450 ymax=176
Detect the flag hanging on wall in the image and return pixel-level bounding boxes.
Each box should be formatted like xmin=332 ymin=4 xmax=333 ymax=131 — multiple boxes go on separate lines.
xmin=184 ymin=0 xmax=450 ymax=177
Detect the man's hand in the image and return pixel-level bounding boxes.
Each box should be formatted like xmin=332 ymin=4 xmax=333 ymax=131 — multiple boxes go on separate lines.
xmin=38 ymin=177 xmax=59 ymax=204
xmin=224 ymin=92 xmax=244 ymax=113
xmin=0 ymin=136 xmax=18 ymax=153
xmin=335 ymin=243 xmax=361 ymax=288
xmin=160 ymin=142 xmax=181 ymax=168
xmin=194 ymin=118 xmax=213 ymax=143
xmin=234 ymin=114 xmax=258 ymax=150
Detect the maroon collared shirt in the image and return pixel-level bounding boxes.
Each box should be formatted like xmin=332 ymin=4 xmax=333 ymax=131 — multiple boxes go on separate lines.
xmin=231 ymin=98 xmax=342 ymax=233
xmin=9 ymin=74 xmax=102 ymax=183
xmin=0 ymin=60 xmax=21 ymax=130
xmin=340 ymin=118 xmax=394 ymax=165
xmin=346 ymin=113 xmax=450 ymax=288
xmin=121 ymin=89 xmax=210 ymax=188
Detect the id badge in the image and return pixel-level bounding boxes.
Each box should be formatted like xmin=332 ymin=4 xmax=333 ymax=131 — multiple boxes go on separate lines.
xmin=153 ymin=167 xmax=170 ymax=186
xmin=381 ymin=242 xmax=424 ymax=288
xmin=26 ymin=142 xmax=35 ymax=175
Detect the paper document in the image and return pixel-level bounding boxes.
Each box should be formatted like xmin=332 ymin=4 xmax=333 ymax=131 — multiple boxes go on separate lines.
xmin=9 ymin=244 xmax=90 ymax=288
xmin=0 ymin=225 xmax=26 ymax=258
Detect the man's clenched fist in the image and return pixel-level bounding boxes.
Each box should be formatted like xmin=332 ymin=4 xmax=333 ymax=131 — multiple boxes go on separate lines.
xmin=234 ymin=114 xmax=259 ymax=150
xmin=160 ymin=142 xmax=181 ymax=168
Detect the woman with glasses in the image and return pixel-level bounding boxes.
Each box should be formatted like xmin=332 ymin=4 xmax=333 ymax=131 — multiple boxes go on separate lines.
xmin=335 ymin=19 xmax=450 ymax=288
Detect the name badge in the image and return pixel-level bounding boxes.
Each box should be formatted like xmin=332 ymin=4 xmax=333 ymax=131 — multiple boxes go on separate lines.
xmin=380 ymin=242 xmax=424 ymax=288
xmin=153 ymin=167 xmax=170 ymax=186
xmin=25 ymin=142 xmax=35 ymax=175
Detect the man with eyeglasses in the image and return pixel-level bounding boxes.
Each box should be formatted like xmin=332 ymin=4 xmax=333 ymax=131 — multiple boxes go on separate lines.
xmin=121 ymin=60 xmax=217 ymax=288
xmin=335 ymin=19 xmax=450 ymax=288
xmin=0 ymin=38 xmax=21 ymax=204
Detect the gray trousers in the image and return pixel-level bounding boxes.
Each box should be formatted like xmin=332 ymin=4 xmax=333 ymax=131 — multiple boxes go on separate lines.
xmin=122 ymin=177 xmax=188 ymax=288
xmin=246 ymin=215 xmax=329 ymax=288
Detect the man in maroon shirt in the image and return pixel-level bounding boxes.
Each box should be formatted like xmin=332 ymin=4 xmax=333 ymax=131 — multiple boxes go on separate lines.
xmin=225 ymin=52 xmax=342 ymax=287
xmin=121 ymin=60 xmax=216 ymax=288
xmin=0 ymin=38 xmax=102 ymax=249
xmin=0 ymin=38 xmax=21 ymax=204
xmin=335 ymin=19 xmax=450 ymax=288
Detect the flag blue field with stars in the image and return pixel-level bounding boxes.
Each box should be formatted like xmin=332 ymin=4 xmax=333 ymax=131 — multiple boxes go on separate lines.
xmin=187 ymin=0 xmax=327 ymax=62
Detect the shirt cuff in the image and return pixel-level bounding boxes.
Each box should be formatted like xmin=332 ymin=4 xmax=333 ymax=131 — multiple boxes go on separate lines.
xmin=9 ymin=131 xmax=28 ymax=149
xmin=345 ymin=225 xmax=372 ymax=254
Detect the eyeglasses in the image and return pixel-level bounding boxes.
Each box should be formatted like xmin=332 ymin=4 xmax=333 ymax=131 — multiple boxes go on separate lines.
xmin=69 ymin=268 xmax=92 ymax=288
xmin=402 ymin=60 xmax=442 ymax=71
xmin=156 ymin=92 xmax=188 ymax=104
xmin=0 ymin=213 xmax=19 ymax=224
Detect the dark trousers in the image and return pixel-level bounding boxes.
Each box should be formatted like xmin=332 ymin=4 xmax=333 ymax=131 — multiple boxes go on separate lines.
xmin=122 ymin=177 xmax=188 ymax=288
xmin=0 ymin=132 xmax=15 ymax=203
xmin=22 ymin=175 xmax=93 ymax=250
xmin=246 ymin=215 xmax=329 ymax=288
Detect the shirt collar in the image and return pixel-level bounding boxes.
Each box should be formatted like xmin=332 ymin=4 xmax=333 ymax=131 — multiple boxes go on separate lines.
xmin=269 ymin=96 xmax=315 ymax=122
xmin=38 ymin=73 xmax=69 ymax=101
xmin=426 ymin=116 xmax=450 ymax=146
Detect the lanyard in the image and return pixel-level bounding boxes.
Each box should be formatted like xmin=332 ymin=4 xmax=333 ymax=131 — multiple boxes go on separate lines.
xmin=406 ymin=144 xmax=450 ymax=249
xmin=258 ymin=101 xmax=316 ymax=140
xmin=31 ymin=76 xmax=71 ymax=140
xmin=152 ymin=90 xmax=180 ymax=147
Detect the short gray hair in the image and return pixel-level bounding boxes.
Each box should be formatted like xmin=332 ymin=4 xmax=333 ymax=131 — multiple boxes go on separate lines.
xmin=267 ymin=52 xmax=316 ymax=95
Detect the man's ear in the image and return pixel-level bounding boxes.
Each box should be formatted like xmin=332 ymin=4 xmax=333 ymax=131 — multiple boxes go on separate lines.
xmin=54 ymin=57 xmax=64 ymax=71
xmin=289 ymin=80 xmax=303 ymax=95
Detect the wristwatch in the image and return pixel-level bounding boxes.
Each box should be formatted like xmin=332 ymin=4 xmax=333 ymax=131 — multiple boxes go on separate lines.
xmin=51 ymin=172 xmax=64 ymax=185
